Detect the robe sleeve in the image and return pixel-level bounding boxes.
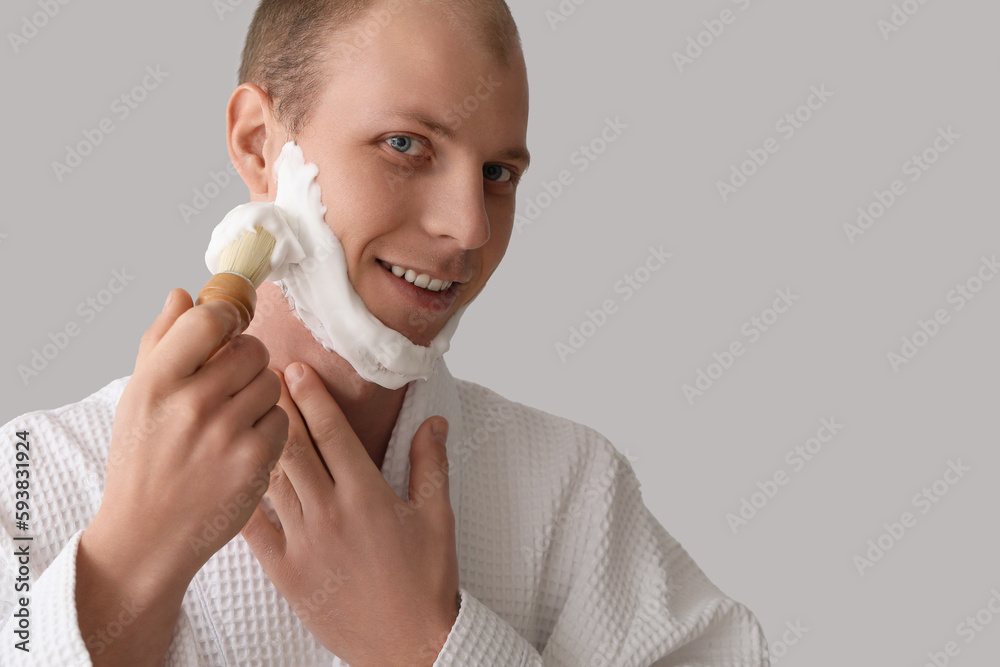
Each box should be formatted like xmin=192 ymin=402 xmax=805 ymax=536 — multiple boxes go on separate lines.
xmin=0 ymin=529 xmax=93 ymax=666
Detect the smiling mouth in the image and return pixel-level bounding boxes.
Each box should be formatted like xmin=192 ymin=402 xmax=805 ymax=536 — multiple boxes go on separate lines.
xmin=378 ymin=259 xmax=456 ymax=293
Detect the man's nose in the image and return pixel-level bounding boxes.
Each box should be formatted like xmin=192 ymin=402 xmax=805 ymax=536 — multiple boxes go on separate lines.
xmin=422 ymin=168 xmax=490 ymax=249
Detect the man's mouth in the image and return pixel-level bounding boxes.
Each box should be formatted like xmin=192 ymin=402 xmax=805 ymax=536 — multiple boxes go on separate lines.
xmin=378 ymin=259 xmax=457 ymax=293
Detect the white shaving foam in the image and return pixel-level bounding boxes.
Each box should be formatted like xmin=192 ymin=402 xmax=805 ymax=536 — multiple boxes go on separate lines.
xmin=204 ymin=141 xmax=467 ymax=390
xmin=206 ymin=203 xmax=305 ymax=276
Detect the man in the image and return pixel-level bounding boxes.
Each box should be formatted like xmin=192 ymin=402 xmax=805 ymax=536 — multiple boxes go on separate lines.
xmin=0 ymin=0 xmax=770 ymax=664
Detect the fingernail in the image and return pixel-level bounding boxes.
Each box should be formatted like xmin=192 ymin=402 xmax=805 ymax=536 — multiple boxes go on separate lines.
xmin=285 ymin=362 xmax=305 ymax=386
xmin=162 ymin=291 xmax=174 ymax=312
xmin=432 ymin=418 xmax=448 ymax=441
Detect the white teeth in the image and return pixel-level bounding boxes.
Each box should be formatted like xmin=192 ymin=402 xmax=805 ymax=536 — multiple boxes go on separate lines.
xmin=380 ymin=260 xmax=454 ymax=292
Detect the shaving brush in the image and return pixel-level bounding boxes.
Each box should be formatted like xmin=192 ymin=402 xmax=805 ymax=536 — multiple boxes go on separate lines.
xmin=196 ymin=226 xmax=276 ymax=336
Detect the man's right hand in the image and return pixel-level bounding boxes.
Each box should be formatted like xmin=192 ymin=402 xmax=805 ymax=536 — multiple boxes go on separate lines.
xmin=76 ymin=288 xmax=288 ymax=666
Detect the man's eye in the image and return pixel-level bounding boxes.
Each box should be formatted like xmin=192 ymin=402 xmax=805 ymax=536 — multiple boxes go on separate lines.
xmin=386 ymin=135 xmax=426 ymax=156
xmin=484 ymin=164 xmax=512 ymax=183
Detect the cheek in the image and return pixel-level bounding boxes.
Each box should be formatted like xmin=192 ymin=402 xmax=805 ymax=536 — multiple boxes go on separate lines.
xmin=315 ymin=162 xmax=400 ymax=268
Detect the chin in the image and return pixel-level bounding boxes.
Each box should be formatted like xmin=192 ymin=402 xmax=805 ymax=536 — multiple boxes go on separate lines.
xmin=396 ymin=319 xmax=444 ymax=348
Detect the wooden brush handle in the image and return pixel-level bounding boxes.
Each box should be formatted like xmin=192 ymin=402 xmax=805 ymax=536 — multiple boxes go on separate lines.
xmin=196 ymin=272 xmax=257 ymax=338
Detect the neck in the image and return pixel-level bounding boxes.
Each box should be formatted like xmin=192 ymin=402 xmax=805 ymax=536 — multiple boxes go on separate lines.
xmin=246 ymin=282 xmax=408 ymax=470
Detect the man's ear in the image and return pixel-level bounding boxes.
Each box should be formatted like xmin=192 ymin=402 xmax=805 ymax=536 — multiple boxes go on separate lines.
xmin=227 ymin=83 xmax=287 ymax=198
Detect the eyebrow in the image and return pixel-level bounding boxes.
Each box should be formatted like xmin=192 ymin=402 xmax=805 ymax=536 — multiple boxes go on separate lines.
xmin=382 ymin=107 xmax=531 ymax=171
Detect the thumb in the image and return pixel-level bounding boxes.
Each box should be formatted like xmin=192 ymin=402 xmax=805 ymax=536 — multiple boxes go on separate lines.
xmin=408 ymin=417 xmax=452 ymax=510
xmin=136 ymin=288 xmax=193 ymax=365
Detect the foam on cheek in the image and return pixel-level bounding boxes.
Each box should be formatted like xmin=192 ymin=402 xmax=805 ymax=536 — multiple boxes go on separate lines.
xmin=205 ymin=202 xmax=305 ymax=276
xmin=204 ymin=141 xmax=466 ymax=390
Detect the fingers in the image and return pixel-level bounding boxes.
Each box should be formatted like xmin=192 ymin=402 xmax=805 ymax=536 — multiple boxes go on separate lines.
xmin=285 ymin=362 xmax=378 ymax=487
xmin=253 ymin=403 xmax=289 ymax=465
xmin=408 ymin=417 xmax=452 ymax=514
xmin=197 ymin=333 xmax=272 ymax=400
xmin=241 ymin=505 xmax=285 ymax=570
xmin=227 ymin=367 xmax=282 ymax=425
xmin=144 ymin=299 xmax=243 ymax=385
xmin=270 ymin=369 xmax=331 ymax=504
xmin=136 ymin=289 xmax=193 ymax=366
xmin=266 ymin=458 xmax=304 ymax=530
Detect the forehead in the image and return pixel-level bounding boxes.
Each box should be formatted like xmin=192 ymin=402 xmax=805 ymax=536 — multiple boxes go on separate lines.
xmin=318 ymin=1 xmax=529 ymax=139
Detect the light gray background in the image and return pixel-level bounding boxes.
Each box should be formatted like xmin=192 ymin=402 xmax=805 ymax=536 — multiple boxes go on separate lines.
xmin=3 ymin=1 xmax=999 ymax=665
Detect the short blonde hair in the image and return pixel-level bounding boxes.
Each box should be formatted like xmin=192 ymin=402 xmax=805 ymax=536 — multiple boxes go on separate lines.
xmin=238 ymin=0 xmax=521 ymax=136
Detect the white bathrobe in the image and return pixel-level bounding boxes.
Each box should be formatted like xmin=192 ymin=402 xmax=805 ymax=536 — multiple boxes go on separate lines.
xmin=0 ymin=361 xmax=769 ymax=666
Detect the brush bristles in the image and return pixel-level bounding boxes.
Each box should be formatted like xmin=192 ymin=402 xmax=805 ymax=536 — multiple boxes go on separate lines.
xmin=218 ymin=226 xmax=277 ymax=288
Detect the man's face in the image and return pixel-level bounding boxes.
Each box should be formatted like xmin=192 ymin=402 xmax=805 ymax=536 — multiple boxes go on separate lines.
xmin=280 ymin=2 xmax=530 ymax=347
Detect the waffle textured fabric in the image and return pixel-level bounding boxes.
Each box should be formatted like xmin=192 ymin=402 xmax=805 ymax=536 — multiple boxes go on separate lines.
xmin=0 ymin=361 xmax=770 ymax=666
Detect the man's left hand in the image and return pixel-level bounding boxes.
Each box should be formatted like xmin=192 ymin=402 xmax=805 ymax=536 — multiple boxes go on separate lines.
xmin=241 ymin=361 xmax=460 ymax=666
